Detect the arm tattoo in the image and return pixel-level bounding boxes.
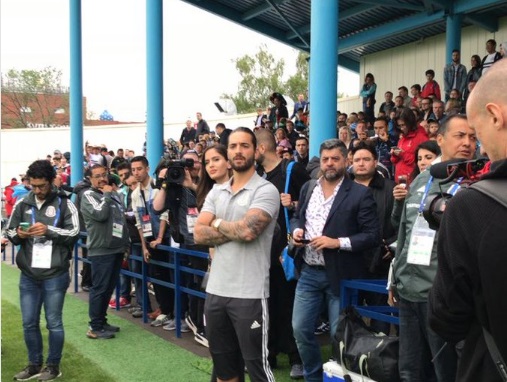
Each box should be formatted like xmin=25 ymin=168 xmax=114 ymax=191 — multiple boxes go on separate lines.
xmin=219 ymin=209 xmax=272 ymax=242
xmin=194 ymin=225 xmax=230 ymax=246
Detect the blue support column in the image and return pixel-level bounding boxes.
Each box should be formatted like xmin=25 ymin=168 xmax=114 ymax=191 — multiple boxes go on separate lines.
xmin=309 ymin=1 xmax=339 ymax=158
xmin=446 ymin=13 xmax=462 ymax=64
xmin=146 ymin=0 xmax=164 ymax=170
xmin=69 ymin=0 xmax=83 ymax=186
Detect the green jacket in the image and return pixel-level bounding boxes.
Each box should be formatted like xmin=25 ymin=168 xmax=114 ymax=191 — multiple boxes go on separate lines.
xmin=7 ymin=187 xmax=80 ymax=280
xmin=80 ymin=188 xmax=130 ymax=256
xmin=391 ymin=168 xmax=462 ymax=302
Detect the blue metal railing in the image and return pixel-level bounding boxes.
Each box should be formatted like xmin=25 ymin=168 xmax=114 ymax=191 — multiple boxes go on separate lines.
xmin=72 ymin=234 xmax=209 ymax=338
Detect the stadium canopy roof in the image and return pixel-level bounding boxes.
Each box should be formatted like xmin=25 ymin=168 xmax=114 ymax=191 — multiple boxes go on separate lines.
xmin=181 ymin=0 xmax=507 ymax=72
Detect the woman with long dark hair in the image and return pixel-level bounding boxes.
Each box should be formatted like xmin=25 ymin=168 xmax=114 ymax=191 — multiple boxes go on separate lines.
xmin=464 ymin=54 xmax=482 ymax=104
xmin=409 ymin=140 xmax=441 ymax=182
xmin=360 ymin=73 xmax=377 ymax=124
xmin=390 ymin=108 xmax=429 ymax=185
xmin=196 ymin=145 xmax=231 ymax=210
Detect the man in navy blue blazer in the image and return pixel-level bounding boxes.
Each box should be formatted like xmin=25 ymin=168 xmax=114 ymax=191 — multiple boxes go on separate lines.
xmin=290 ymin=139 xmax=380 ymax=382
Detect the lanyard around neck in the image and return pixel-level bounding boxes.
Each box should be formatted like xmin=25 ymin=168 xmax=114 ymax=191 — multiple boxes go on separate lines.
xmin=31 ymin=197 xmax=61 ymax=226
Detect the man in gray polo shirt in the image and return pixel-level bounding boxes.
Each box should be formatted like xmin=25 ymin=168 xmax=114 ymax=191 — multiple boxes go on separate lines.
xmin=195 ymin=127 xmax=280 ymax=382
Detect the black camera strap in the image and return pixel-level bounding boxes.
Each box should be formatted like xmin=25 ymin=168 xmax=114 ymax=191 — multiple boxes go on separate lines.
xmin=470 ymin=179 xmax=507 ymax=382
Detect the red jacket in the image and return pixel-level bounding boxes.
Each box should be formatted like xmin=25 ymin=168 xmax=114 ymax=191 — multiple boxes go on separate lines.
xmin=421 ymin=80 xmax=441 ymax=101
xmin=390 ymin=125 xmax=429 ymax=184
xmin=4 ymin=179 xmax=19 ymax=217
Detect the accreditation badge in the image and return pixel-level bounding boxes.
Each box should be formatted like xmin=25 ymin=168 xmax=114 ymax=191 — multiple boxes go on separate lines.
xmin=32 ymin=239 xmax=53 ymax=269
xmin=406 ymin=215 xmax=436 ymax=266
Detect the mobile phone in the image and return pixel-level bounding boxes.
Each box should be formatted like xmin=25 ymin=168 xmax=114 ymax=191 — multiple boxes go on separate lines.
xmin=298 ymin=239 xmax=311 ymax=244
xmin=398 ymin=175 xmax=408 ymax=188
xmin=19 ymin=222 xmax=30 ymax=231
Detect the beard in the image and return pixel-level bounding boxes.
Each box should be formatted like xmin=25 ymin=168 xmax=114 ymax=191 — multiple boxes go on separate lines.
xmin=323 ymin=167 xmax=346 ymax=182
xmin=255 ymin=152 xmax=265 ymax=167
xmin=231 ymin=154 xmax=255 ymax=173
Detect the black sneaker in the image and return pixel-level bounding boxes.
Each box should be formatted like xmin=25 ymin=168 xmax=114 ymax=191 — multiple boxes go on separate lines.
xmin=13 ymin=364 xmax=42 ymax=381
xmin=37 ymin=365 xmax=62 ymax=381
xmin=314 ymin=321 xmax=330 ymax=335
xmin=103 ymin=323 xmax=120 ymax=332
xmin=86 ymin=328 xmax=115 ymax=339
xmin=194 ymin=331 xmax=209 ymax=348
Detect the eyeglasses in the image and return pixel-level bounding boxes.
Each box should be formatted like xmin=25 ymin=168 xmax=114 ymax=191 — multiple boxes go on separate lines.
xmin=31 ymin=182 xmax=49 ymax=190
xmin=92 ymin=173 xmax=108 ymax=179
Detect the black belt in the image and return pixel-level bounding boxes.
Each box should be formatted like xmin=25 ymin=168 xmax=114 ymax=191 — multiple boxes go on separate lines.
xmin=305 ymin=263 xmax=326 ymax=271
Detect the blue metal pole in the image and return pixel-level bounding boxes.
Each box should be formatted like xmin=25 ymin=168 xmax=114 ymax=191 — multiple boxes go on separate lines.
xmin=446 ymin=13 xmax=462 ymax=65
xmin=309 ymin=0 xmax=339 ymax=157
xmin=146 ymin=0 xmax=164 ymax=170
xmin=69 ymin=0 xmax=83 ymax=186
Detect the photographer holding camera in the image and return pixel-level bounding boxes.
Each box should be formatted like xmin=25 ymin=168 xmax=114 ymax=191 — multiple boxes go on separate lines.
xmin=429 ymin=59 xmax=507 ymax=382
xmin=152 ymin=150 xmax=205 ymax=333
xmin=390 ymin=114 xmax=476 ymax=382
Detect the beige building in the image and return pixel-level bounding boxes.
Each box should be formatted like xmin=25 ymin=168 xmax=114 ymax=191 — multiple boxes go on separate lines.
xmin=338 ymin=16 xmax=507 ymax=114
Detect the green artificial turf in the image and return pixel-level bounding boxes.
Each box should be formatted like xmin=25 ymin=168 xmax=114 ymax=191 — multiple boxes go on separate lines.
xmin=1 ymin=263 xmax=212 ymax=382
xmin=1 ymin=261 xmax=333 ymax=382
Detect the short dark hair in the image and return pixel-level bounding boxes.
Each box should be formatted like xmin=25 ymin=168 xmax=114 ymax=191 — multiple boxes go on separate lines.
xmin=385 ymin=91 xmax=393 ymax=96
xmin=131 ymin=156 xmax=149 ymax=167
xmin=452 ymin=49 xmax=460 ymax=54
xmin=26 ymin=160 xmax=56 ymax=182
xmin=215 ymin=123 xmax=226 ymax=130
xmin=229 ymin=127 xmax=257 ymax=150
xmin=425 ymin=69 xmax=435 ymax=77
xmin=350 ymin=140 xmax=378 ymax=160
xmin=437 ymin=114 xmax=468 ymax=136
xmin=411 ymin=84 xmax=421 ymax=92
xmin=116 ymin=162 xmax=131 ymax=173
xmin=398 ymin=86 xmax=408 ymax=93
xmin=374 ymin=116 xmax=389 ymax=126
xmin=487 ymin=39 xmax=497 ymax=47
xmin=319 ymin=138 xmax=347 ymax=157
xmin=295 ymin=135 xmax=309 ymax=145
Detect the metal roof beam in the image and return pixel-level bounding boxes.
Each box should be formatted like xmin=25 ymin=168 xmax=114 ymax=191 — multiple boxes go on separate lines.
xmin=180 ymin=0 xmax=298 ymax=48
xmin=351 ymin=0 xmax=425 ymax=12
xmin=423 ymin=0 xmax=450 ymax=9
xmin=338 ymin=55 xmax=360 ymax=73
xmin=454 ymin=0 xmax=507 ymax=14
xmin=286 ymin=4 xmax=379 ymax=41
xmin=242 ymin=0 xmax=287 ymax=21
xmin=464 ymin=13 xmax=498 ymax=33
xmin=338 ymin=10 xmax=445 ymax=53
xmin=265 ymin=0 xmax=309 ymax=48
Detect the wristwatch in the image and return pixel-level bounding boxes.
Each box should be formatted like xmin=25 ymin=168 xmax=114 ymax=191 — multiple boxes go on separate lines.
xmin=212 ymin=218 xmax=223 ymax=231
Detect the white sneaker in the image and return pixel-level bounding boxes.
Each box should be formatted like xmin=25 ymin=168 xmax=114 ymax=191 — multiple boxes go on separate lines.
xmin=151 ymin=314 xmax=169 ymax=327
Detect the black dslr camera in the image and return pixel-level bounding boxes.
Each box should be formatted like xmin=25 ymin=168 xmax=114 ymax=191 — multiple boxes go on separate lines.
xmin=423 ymin=157 xmax=488 ymax=229
xmin=164 ymin=158 xmax=194 ymax=185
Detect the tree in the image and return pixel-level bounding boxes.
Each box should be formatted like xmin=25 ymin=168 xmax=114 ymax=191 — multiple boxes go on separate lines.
xmin=1 ymin=67 xmax=69 ymax=128
xmin=224 ymin=47 xmax=310 ymax=113
xmin=224 ymin=44 xmax=287 ymax=113
xmin=284 ymin=51 xmax=309 ymax=102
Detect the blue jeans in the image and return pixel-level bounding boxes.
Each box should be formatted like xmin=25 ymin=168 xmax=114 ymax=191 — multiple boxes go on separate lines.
xmin=292 ymin=265 xmax=340 ymax=382
xmin=398 ymin=298 xmax=457 ymax=382
xmin=19 ymin=271 xmax=70 ymax=366
xmin=89 ymin=254 xmax=123 ymax=330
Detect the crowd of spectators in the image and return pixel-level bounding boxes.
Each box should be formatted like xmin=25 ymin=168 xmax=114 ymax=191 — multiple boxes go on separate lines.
xmin=3 ymin=38 xmax=505 ymax=382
